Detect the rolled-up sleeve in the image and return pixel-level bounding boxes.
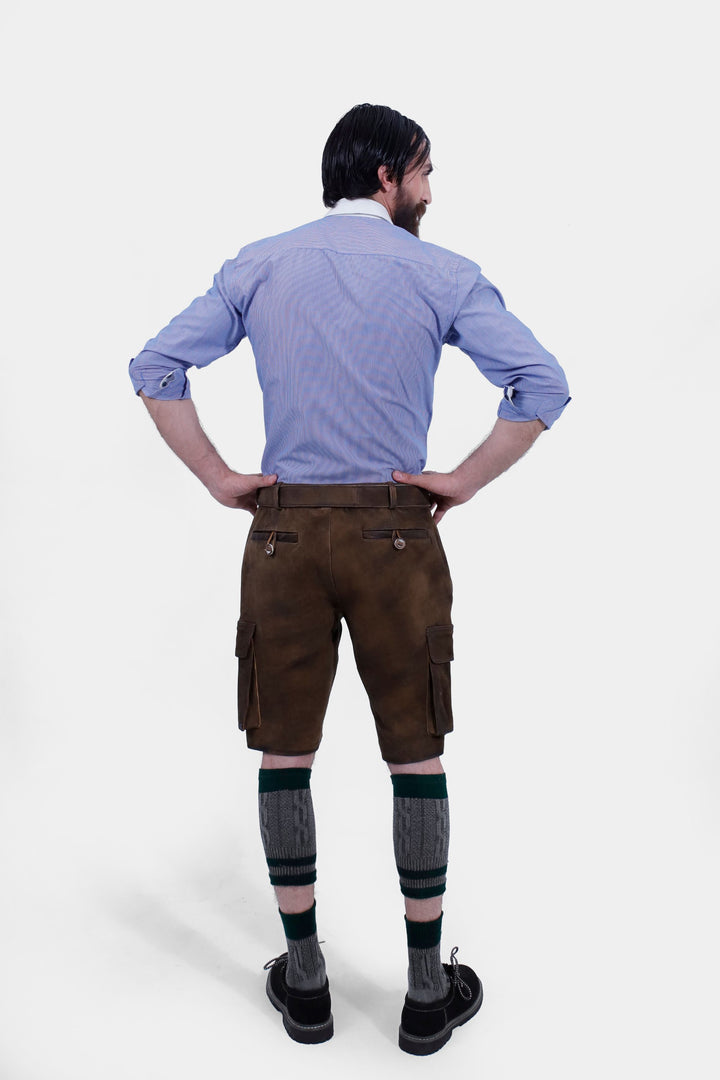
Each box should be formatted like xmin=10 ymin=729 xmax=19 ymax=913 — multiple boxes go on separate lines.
xmin=446 ymin=270 xmax=570 ymax=428
xmin=129 ymin=261 xmax=246 ymax=400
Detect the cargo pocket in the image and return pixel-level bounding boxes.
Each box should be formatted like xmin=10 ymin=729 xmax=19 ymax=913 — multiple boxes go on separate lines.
xmin=426 ymin=624 xmax=454 ymax=735
xmin=235 ymin=617 xmax=261 ymax=730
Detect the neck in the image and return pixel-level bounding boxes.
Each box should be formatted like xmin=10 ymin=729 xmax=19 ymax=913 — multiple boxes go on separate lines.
xmin=370 ymin=191 xmax=394 ymax=219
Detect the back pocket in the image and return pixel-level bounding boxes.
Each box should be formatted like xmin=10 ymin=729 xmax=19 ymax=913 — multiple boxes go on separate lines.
xmin=362 ymin=529 xmax=429 ymax=540
xmin=251 ymin=530 xmax=298 ymax=543
xmin=426 ymin=624 xmax=454 ymax=735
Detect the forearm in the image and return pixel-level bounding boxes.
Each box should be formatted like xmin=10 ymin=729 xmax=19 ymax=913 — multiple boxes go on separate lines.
xmin=139 ymin=392 xmax=230 ymax=493
xmin=453 ymin=417 xmax=546 ymax=497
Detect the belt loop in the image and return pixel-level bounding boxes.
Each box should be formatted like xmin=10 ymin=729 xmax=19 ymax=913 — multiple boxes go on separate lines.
xmin=388 ymin=482 xmax=397 ymax=508
xmin=269 ymin=483 xmax=281 ymax=509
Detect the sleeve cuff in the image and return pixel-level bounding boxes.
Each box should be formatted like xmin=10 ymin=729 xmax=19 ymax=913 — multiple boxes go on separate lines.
xmin=129 ymin=358 xmax=191 ymax=400
xmin=497 ymin=387 xmax=571 ymax=429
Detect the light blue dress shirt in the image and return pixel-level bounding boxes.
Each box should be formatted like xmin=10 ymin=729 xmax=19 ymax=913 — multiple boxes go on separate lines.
xmin=129 ymin=199 xmax=570 ymax=483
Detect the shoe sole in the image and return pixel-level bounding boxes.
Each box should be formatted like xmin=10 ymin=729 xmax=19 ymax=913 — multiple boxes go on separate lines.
xmin=266 ymin=973 xmax=334 ymax=1045
xmin=398 ymin=980 xmax=483 ymax=1056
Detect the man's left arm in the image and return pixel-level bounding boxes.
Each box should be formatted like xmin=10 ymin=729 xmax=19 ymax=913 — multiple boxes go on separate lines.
xmin=139 ymin=393 xmax=276 ymax=511
xmin=129 ymin=259 xmax=245 ymax=401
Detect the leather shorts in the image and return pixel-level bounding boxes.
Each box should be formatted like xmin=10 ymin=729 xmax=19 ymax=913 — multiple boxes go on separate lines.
xmin=234 ymin=483 xmax=454 ymax=764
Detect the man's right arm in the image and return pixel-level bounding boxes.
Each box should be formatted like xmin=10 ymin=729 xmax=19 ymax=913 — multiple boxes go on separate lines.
xmin=445 ymin=269 xmax=571 ymax=432
xmin=394 ymin=265 xmax=570 ymax=520
xmin=139 ymin=392 xmax=276 ymax=512
xmin=393 ymin=416 xmax=545 ymax=522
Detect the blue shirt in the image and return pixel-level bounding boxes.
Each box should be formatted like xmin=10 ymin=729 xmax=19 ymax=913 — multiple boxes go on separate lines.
xmin=129 ymin=199 xmax=570 ymax=483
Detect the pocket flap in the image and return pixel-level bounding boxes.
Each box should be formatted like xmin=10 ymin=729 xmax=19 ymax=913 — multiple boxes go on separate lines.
xmin=235 ymin=618 xmax=256 ymax=658
xmin=426 ymin=624 xmax=454 ymax=664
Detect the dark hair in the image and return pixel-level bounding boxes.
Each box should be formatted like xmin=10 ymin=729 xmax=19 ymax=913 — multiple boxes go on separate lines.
xmin=322 ymin=104 xmax=430 ymax=208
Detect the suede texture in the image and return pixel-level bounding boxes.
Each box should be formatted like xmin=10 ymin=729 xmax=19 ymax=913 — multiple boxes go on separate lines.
xmin=235 ymin=485 xmax=454 ymax=763
xmin=400 ymin=961 xmax=482 ymax=1038
xmin=268 ymin=958 xmax=332 ymax=1027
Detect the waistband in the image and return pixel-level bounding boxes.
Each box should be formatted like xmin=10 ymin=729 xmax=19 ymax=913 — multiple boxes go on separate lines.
xmin=257 ymin=483 xmax=432 ymax=509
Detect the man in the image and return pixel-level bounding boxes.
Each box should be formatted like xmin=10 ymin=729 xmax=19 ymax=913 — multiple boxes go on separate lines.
xmin=129 ymin=103 xmax=570 ymax=1055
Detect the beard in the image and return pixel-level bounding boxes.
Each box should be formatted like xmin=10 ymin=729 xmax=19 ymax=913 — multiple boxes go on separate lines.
xmin=392 ymin=192 xmax=426 ymax=237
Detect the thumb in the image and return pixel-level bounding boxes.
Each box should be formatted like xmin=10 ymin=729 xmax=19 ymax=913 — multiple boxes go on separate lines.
xmin=392 ymin=469 xmax=421 ymax=484
xmin=256 ymin=473 xmax=278 ymax=487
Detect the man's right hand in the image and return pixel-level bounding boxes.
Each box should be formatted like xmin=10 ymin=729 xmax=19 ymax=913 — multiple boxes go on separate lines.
xmin=392 ymin=469 xmax=473 ymax=523
xmin=393 ymin=417 xmax=546 ymax=523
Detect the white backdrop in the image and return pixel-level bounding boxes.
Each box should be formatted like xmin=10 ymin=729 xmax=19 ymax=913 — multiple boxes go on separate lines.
xmin=1 ymin=1 xmax=718 ymax=1077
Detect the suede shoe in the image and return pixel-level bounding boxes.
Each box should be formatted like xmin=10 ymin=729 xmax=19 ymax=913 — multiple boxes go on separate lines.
xmin=263 ymin=953 xmax=333 ymax=1044
xmin=398 ymin=946 xmax=483 ymax=1055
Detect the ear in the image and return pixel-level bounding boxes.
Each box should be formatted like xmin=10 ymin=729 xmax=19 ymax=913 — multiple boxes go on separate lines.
xmin=377 ymin=164 xmax=397 ymax=193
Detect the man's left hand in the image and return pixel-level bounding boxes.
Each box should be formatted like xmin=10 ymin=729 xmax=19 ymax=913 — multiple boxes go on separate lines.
xmin=207 ymin=469 xmax=278 ymax=512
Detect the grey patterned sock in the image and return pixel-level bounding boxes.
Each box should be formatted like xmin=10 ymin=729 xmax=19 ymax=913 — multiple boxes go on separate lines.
xmin=279 ymin=905 xmax=326 ymax=991
xmin=258 ymin=787 xmax=316 ymax=889
xmin=405 ymin=915 xmax=450 ymax=1002
xmin=392 ymin=773 xmax=451 ymax=1003
xmin=258 ymin=768 xmax=326 ymax=991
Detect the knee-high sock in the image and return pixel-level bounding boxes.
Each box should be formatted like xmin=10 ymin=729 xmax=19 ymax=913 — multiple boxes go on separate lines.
xmin=392 ymin=772 xmax=451 ymax=1003
xmin=258 ymin=767 xmax=326 ymax=991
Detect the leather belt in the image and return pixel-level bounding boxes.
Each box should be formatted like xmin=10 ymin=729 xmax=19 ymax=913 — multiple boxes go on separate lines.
xmin=257 ymin=483 xmax=432 ymax=509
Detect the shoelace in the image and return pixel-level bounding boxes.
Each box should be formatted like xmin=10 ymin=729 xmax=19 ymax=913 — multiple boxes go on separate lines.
xmin=263 ymin=942 xmax=327 ymax=972
xmin=263 ymin=952 xmax=288 ymax=972
xmin=448 ymin=946 xmax=473 ymax=1001
xmin=264 ymin=945 xmax=472 ymax=1001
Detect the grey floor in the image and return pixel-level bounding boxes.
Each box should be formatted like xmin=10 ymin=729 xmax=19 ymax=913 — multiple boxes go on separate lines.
xmin=2 ymin=630 xmax=718 ymax=1079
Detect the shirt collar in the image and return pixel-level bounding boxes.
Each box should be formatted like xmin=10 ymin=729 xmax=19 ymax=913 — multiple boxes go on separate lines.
xmin=324 ymin=197 xmax=393 ymax=225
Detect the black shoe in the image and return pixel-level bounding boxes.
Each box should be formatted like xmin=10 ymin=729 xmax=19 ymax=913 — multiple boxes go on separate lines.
xmin=263 ymin=953 xmax=334 ymax=1044
xmin=398 ymin=946 xmax=483 ymax=1056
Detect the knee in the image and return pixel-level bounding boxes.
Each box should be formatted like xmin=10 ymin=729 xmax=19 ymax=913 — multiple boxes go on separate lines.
xmin=387 ymin=756 xmax=444 ymax=776
xmin=262 ymin=752 xmax=316 ymax=769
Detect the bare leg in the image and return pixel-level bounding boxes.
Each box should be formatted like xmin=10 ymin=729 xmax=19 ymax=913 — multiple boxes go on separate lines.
xmin=262 ymin=752 xmax=316 ymax=914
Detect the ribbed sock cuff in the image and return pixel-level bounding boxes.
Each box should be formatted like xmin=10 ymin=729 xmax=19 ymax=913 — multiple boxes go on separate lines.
xmin=405 ymin=912 xmax=443 ymax=950
xmin=280 ymin=902 xmax=317 ymax=941
xmin=397 ymin=869 xmax=447 ymax=899
xmin=391 ymin=773 xmax=448 ymax=799
xmin=259 ymin=767 xmax=312 ymax=793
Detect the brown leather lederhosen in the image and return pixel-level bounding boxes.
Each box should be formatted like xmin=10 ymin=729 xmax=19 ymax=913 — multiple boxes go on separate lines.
xmin=234 ymin=483 xmax=454 ymax=764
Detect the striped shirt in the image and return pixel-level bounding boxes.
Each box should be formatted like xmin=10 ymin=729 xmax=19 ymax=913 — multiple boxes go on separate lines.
xmin=129 ymin=198 xmax=570 ymax=483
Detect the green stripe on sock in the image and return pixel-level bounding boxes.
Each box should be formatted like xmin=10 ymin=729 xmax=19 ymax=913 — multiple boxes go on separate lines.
xmin=405 ymin=913 xmax=443 ymax=949
xmin=397 ymin=864 xmax=447 ymax=880
xmin=391 ymin=773 xmax=448 ymax=799
xmin=266 ymin=854 xmax=317 ymax=868
xmin=270 ymin=870 xmax=317 ymax=887
xmin=401 ymin=882 xmax=447 ymax=899
xmin=280 ymin=903 xmax=317 ymax=941
xmin=258 ymin=768 xmax=312 ymax=793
